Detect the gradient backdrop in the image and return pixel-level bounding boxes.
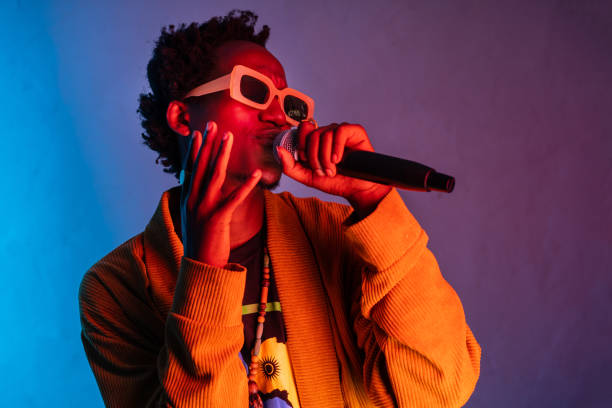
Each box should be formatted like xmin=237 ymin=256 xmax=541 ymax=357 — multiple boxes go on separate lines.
xmin=1 ymin=0 xmax=610 ymax=406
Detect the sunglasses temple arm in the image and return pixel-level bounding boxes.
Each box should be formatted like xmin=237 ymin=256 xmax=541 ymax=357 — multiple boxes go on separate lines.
xmin=183 ymin=73 xmax=231 ymax=99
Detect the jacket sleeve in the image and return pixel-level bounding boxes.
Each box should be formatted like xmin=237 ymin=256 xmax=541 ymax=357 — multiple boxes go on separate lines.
xmin=79 ymin=251 xmax=249 ymax=407
xmin=342 ymin=188 xmax=481 ymax=407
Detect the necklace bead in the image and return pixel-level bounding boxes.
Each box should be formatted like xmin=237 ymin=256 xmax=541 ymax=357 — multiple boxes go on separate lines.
xmin=248 ymin=244 xmax=270 ymax=407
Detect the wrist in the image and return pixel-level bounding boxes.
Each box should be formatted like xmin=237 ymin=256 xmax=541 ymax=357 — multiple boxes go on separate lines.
xmin=347 ymin=185 xmax=392 ymax=219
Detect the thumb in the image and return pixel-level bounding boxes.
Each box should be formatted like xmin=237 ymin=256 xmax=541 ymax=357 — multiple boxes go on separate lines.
xmin=276 ymin=146 xmax=311 ymax=184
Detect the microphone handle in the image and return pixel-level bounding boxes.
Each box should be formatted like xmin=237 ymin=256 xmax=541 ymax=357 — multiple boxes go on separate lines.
xmin=337 ymin=149 xmax=455 ymax=193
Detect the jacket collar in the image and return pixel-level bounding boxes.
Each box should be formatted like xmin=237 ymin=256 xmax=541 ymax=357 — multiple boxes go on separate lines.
xmin=143 ymin=186 xmax=344 ymax=407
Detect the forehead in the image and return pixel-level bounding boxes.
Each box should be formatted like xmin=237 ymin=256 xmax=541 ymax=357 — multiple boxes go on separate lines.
xmin=212 ymin=41 xmax=287 ymax=88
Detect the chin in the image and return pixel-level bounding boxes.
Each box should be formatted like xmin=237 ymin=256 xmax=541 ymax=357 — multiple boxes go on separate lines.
xmin=259 ymin=167 xmax=282 ymax=191
xmin=232 ymin=164 xmax=281 ymax=191
xmin=259 ymin=179 xmax=281 ymax=191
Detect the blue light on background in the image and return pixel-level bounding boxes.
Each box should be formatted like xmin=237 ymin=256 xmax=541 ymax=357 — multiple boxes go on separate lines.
xmin=0 ymin=1 xmax=110 ymax=405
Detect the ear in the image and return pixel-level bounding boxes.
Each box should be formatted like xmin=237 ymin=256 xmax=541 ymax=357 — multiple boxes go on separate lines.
xmin=166 ymin=100 xmax=191 ymax=136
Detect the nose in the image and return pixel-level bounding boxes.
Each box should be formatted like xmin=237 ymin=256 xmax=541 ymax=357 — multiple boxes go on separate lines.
xmin=259 ymin=96 xmax=287 ymax=127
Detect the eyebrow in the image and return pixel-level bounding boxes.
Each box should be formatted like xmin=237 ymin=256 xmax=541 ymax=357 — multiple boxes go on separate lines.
xmin=252 ymin=65 xmax=287 ymax=89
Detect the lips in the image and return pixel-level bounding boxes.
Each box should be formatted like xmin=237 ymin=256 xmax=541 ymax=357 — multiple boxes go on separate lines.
xmin=257 ymin=137 xmax=275 ymax=147
xmin=257 ymin=134 xmax=276 ymax=142
xmin=255 ymin=129 xmax=284 ymax=146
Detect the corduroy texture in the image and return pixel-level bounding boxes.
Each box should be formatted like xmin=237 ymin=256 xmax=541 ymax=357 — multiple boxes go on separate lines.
xmin=79 ymin=186 xmax=481 ymax=407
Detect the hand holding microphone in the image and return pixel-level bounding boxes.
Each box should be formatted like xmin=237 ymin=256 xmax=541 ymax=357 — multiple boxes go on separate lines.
xmin=272 ymin=121 xmax=455 ymax=194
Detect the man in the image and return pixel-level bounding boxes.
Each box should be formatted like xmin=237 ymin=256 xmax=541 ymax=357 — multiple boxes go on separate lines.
xmin=79 ymin=10 xmax=481 ymax=407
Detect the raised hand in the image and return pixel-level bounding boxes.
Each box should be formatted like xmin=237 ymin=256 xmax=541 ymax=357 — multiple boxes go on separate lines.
xmin=180 ymin=121 xmax=262 ymax=267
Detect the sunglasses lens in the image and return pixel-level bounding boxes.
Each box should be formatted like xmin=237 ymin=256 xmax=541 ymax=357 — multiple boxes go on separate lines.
xmin=284 ymin=95 xmax=309 ymax=122
xmin=240 ymin=75 xmax=269 ymax=104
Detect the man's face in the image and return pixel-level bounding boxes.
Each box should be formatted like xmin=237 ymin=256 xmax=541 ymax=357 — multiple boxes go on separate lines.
xmin=185 ymin=41 xmax=291 ymax=190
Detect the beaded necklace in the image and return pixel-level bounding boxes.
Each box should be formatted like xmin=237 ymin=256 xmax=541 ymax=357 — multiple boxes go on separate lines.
xmin=247 ymin=243 xmax=270 ymax=408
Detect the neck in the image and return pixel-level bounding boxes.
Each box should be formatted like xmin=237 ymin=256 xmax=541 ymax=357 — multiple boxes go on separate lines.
xmin=171 ymin=185 xmax=265 ymax=251
xmin=227 ymin=186 xmax=265 ymax=250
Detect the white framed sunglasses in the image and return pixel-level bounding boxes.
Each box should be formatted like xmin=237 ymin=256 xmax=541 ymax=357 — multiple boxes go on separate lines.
xmin=183 ymin=64 xmax=315 ymax=126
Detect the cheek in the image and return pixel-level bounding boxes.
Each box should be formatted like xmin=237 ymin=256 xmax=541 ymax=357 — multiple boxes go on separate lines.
xmin=217 ymin=102 xmax=260 ymax=133
xmin=191 ymin=96 xmax=259 ymax=133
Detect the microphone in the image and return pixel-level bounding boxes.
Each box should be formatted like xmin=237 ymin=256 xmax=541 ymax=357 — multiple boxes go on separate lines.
xmin=272 ymin=129 xmax=455 ymax=193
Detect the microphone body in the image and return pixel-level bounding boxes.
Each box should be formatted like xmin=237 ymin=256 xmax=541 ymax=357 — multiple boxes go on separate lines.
xmin=272 ymin=129 xmax=455 ymax=193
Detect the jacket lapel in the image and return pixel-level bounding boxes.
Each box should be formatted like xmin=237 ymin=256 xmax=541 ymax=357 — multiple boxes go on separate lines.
xmin=264 ymin=190 xmax=344 ymax=407
xmin=143 ymin=186 xmax=183 ymax=316
xmin=144 ymin=186 xmax=345 ymax=406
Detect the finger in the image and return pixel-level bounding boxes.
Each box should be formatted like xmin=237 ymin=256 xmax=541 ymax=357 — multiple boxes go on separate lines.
xmin=182 ymin=130 xmax=201 ymax=204
xmin=306 ymin=127 xmax=325 ymax=177
xmin=180 ymin=130 xmax=196 ymax=187
xmin=180 ymin=132 xmax=195 ymax=204
xmin=205 ymin=131 xmax=233 ymax=202
xmin=181 ymin=132 xmax=195 ymax=172
xmin=319 ymin=129 xmax=335 ymax=176
xmin=296 ymin=120 xmax=317 ymax=163
xmin=332 ymin=124 xmax=352 ymax=163
xmin=203 ymin=123 xmax=225 ymax=185
xmin=201 ymin=127 xmax=226 ymax=192
xmin=221 ymin=169 xmax=262 ymax=215
xmin=189 ymin=130 xmax=202 ymax=172
xmin=276 ymin=145 xmax=309 ymax=182
xmin=342 ymin=123 xmax=373 ymax=152
xmin=189 ymin=121 xmax=217 ymax=208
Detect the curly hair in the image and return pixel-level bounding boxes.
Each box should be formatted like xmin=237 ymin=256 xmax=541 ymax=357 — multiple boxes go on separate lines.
xmin=138 ymin=10 xmax=270 ymax=181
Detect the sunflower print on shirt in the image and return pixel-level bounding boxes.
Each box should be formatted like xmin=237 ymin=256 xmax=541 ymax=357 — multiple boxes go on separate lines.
xmin=229 ymin=227 xmax=300 ymax=408
xmin=243 ymin=336 xmax=300 ymax=408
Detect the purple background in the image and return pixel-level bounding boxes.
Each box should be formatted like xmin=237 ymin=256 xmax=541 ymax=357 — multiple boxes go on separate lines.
xmin=1 ymin=0 xmax=610 ymax=406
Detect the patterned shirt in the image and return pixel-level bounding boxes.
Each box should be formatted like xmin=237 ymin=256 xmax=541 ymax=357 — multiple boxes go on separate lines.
xmin=229 ymin=227 xmax=300 ymax=408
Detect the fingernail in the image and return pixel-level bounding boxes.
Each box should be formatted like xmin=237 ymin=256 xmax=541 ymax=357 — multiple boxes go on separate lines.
xmin=252 ymin=169 xmax=261 ymax=178
xmin=223 ymin=132 xmax=229 ymax=141
xmin=316 ymin=169 xmax=325 ymax=177
xmin=325 ymin=168 xmax=333 ymax=177
xmin=332 ymin=154 xmax=339 ymax=163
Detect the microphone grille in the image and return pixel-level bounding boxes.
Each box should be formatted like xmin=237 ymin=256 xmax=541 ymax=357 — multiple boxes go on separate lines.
xmin=272 ymin=129 xmax=298 ymax=164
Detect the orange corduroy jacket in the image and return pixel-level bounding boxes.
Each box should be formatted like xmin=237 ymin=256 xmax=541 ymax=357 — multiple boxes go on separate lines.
xmin=79 ymin=186 xmax=481 ymax=407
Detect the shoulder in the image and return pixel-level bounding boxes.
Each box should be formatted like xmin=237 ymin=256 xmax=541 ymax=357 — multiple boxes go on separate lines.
xmin=78 ymin=233 xmax=158 ymax=336
xmin=270 ymin=190 xmax=353 ymax=223
xmin=266 ymin=191 xmax=354 ymax=261
xmin=79 ymin=234 xmax=146 ymax=300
